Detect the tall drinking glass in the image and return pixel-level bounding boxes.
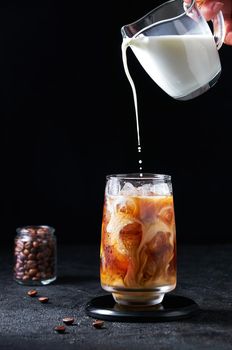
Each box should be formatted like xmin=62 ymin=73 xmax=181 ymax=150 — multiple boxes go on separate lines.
xmin=100 ymin=174 xmax=177 ymax=306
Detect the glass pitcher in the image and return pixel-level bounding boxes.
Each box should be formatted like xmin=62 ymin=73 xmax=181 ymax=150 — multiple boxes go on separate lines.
xmin=121 ymin=0 xmax=225 ymax=100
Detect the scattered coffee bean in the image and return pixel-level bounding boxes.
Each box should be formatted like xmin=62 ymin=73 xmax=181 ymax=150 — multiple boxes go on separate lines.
xmin=92 ymin=320 xmax=104 ymax=329
xmin=27 ymin=289 xmax=38 ymax=297
xmin=62 ymin=317 xmax=74 ymax=325
xmin=38 ymin=297 xmax=49 ymax=303
xmin=54 ymin=325 xmax=66 ymax=334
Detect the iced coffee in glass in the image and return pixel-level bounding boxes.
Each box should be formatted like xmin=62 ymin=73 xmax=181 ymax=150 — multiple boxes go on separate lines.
xmin=100 ymin=174 xmax=176 ymax=306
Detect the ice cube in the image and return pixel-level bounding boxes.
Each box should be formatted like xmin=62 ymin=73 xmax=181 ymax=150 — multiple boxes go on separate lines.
xmin=120 ymin=182 xmax=137 ymax=196
xmin=137 ymin=183 xmax=171 ymax=196
xmin=137 ymin=184 xmax=156 ymax=196
xmin=154 ymin=183 xmax=170 ymax=195
xmin=106 ymin=178 xmax=121 ymax=195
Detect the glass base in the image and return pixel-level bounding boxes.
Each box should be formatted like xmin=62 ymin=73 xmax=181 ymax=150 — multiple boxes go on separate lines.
xmin=103 ymin=284 xmax=175 ymax=307
xmin=175 ymin=71 xmax=221 ymax=101
xmin=14 ymin=276 xmax=56 ymax=286
xmin=112 ymin=291 xmax=165 ymax=306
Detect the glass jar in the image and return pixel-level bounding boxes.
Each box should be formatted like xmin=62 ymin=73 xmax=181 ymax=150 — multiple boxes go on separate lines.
xmin=14 ymin=225 xmax=57 ymax=285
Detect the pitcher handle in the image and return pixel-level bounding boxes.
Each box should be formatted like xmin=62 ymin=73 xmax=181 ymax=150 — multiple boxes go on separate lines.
xmin=212 ymin=10 xmax=225 ymax=50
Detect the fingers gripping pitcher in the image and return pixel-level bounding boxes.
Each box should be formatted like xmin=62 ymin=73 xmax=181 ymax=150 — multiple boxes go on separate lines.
xmin=100 ymin=174 xmax=176 ymax=307
xmin=121 ymin=0 xmax=225 ymax=100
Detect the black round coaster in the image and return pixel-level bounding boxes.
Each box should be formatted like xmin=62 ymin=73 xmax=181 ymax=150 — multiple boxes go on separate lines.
xmin=85 ymin=294 xmax=200 ymax=322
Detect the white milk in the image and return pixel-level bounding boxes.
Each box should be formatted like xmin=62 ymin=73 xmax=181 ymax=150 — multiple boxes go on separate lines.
xmin=121 ymin=34 xmax=220 ymax=175
xmin=126 ymin=34 xmax=221 ymax=99
xmin=122 ymin=38 xmax=143 ymax=175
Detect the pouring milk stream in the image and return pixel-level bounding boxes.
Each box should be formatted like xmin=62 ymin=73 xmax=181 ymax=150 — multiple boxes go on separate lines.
xmin=121 ymin=0 xmax=225 ymax=174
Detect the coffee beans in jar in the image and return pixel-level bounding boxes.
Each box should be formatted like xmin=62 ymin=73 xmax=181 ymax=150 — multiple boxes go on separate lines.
xmin=14 ymin=225 xmax=57 ymax=285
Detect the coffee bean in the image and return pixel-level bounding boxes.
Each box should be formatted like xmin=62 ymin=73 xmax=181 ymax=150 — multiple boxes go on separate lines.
xmin=32 ymin=241 xmax=39 ymax=248
xmin=24 ymin=242 xmax=31 ymax=249
xmin=23 ymin=249 xmax=30 ymax=256
xmin=26 ymin=260 xmax=37 ymax=269
xmin=23 ymin=267 xmax=29 ymax=272
xmin=35 ymin=272 xmax=41 ymax=279
xmin=28 ymin=268 xmax=37 ymax=277
xmin=15 ymin=247 xmax=23 ymax=253
xmin=62 ymin=317 xmax=74 ymax=325
xmin=15 ymin=272 xmax=24 ymax=278
xmin=27 ymin=289 xmax=38 ymax=297
xmin=16 ymin=240 xmax=24 ymax=249
xmin=38 ymin=297 xmax=49 ymax=303
xmin=19 ymin=252 xmax=26 ymax=261
xmin=15 ymin=263 xmax=21 ymax=270
xmin=22 ymin=275 xmax=30 ymax=281
xmin=28 ymin=253 xmax=36 ymax=260
xmin=54 ymin=325 xmax=66 ymax=334
xmin=92 ymin=320 xmax=104 ymax=329
xmin=15 ymin=267 xmax=24 ymax=274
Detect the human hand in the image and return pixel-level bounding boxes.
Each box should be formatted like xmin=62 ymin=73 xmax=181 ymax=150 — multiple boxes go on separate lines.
xmin=196 ymin=0 xmax=232 ymax=44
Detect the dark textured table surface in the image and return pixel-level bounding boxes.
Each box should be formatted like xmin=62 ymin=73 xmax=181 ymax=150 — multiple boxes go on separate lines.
xmin=0 ymin=244 xmax=232 ymax=350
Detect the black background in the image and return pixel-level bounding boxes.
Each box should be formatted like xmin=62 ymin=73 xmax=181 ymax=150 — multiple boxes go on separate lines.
xmin=1 ymin=1 xmax=232 ymax=246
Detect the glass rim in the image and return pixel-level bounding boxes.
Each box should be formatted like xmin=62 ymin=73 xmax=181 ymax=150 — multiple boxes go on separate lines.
xmin=106 ymin=173 xmax=171 ymax=181
xmin=16 ymin=225 xmax=55 ymax=234
xmin=121 ymin=0 xmax=195 ymax=39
